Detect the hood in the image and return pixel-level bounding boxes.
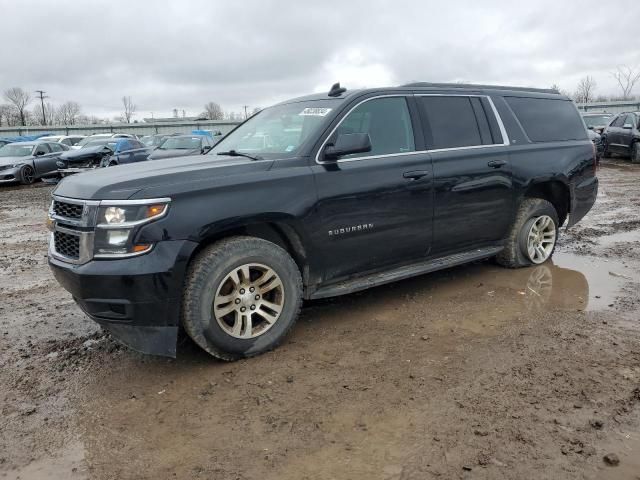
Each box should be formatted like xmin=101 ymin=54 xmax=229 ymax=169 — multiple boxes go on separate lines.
xmin=60 ymin=146 xmax=109 ymax=162
xmin=149 ymin=148 xmax=200 ymax=160
xmin=53 ymin=154 xmax=274 ymax=200
xmin=0 ymin=156 xmax=33 ymax=168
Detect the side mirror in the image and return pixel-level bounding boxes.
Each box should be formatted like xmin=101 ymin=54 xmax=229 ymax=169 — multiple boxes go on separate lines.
xmin=324 ymin=133 xmax=372 ymax=161
xmin=35 ymin=151 xmax=45 ymax=156
xmin=202 ymin=145 xmax=212 ymax=154
xmin=587 ymin=126 xmax=594 ymax=130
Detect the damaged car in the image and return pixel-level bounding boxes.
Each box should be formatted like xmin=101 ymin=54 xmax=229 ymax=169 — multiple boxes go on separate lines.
xmin=147 ymin=134 xmax=214 ymax=160
xmin=55 ymin=138 xmax=152 ymax=179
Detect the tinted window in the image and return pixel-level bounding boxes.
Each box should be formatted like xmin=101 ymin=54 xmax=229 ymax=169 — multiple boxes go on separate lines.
xmin=505 ymin=97 xmax=587 ymax=142
xmin=420 ymin=96 xmax=483 ymax=149
xmin=335 ymin=97 xmax=415 ymax=158
xmin=49 ymin=143 xmax=63 ymax=152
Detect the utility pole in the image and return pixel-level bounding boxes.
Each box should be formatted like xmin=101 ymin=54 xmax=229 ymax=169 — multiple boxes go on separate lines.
xmin=35 ymin=90 xmax=48 ymax=126
xmin=243 ymin=105 xmax=249 ymax=119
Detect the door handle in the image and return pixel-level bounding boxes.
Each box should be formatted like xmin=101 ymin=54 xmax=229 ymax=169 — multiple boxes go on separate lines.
xmin=403 ymin=170 xmax=430 ymax=180
xmin=487 ymin=160 xmax=507 ymax=168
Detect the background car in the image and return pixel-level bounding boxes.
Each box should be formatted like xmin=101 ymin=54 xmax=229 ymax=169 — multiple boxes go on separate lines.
xmin=0 ymin=140 xmax=69 ymax=185
xmin=140 ymin=133 xmax=180 ymax=148
xmin=147 ymin=134 xmax=214 ymax=160
xmin=71 ymin=133 xmax=135 ymax=150
xmin=588 ymin=129 xmax=604 ymax=162
xmin=0 ymin=138 xmax=13 ymax=148
xmin=581 ymin=112 xmax=613 ymax=134
xmin=39 ymin=135 xmax=86 ymax=147
xmin=601 ymin=111 xmax=640 ymax=163
xmin=56 ymin=138 xmax=152 ymax=178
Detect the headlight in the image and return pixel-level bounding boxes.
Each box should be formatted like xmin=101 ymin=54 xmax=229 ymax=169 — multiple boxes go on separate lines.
xmin=94 ymin=199 xmax=170 ymax=257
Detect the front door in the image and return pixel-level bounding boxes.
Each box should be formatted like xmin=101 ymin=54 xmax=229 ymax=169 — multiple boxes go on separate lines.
xmin=311 ymin=95 xmax=434 ymax=282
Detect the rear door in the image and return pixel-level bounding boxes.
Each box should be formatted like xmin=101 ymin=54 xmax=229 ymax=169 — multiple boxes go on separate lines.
xmin=311 ymin=95 xmax=434 ymax=282
xmin=417 ymin=94 xmax=512 ymax=256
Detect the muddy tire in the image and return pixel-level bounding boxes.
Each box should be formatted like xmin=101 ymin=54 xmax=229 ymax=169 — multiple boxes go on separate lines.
xmin=631 ymin=142 xmax=640 ymax=164
xmin=182 ymin=236 xmax=303 ymax=361
xmin=19 ymin=165 xmax=35 ymax=185
xmin=496 ymin=198 xmax=559 ymax=268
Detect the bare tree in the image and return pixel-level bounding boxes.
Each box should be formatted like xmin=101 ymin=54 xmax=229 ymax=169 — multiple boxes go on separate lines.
xmin=32 ymin=102 xmax=56 ymax=126
xmin=203 ymin=101 xmax=224 ymax=120
xmin=0 ymin=104 xmax=13 ymax=126
xmin=611 ymin=65 xmax=640 ymax=100
xmin=4 ymin=87 xmax=31 ymax=126
xmin=122 ymin=96 xmax=136 ymax=123
xmin=56 ymin=101 xmax=81 ymax=125
xmin=574 ymin=76 xmax=597 ymax=104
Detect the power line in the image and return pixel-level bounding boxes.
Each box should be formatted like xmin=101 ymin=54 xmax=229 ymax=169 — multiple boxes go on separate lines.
xmin=35 ymin=90 xmax=49 ymax=126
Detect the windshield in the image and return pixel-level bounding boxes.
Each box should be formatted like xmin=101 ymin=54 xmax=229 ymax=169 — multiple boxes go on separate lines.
xmin=210 ymin=100 xmax=338 ymax=158
xmin=583 ymin=115 xmax=612 ymax=127
xmin=0 ymin=144 xmax=34 ymax=157
xmin=84 ymin=139 xmax=118 ymax=150
xmin=77 ymin=135 xmax=111 ymax=147
xmin=159 ymin=137 xmax=202 ymax=150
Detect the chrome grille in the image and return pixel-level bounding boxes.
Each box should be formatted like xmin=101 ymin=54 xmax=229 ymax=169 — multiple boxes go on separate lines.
xmin=54 ymin=231 xmax=80 ymax=259
xmin=53 ymin=200 xmax=83 ymax=219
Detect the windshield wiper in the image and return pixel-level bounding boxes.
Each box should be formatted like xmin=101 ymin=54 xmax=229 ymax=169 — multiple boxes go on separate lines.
xmin=216 ymin=150 xmax=261 ymax=161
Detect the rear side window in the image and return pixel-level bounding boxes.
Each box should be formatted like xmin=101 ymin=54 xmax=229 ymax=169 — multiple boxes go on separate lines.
xmin=335 ymin=97 xmax=415 ymax=159
xmin=419 ymin=96 xmax=487 ymax=149
xmin=505 ymin=97 xmax=587 ymax=142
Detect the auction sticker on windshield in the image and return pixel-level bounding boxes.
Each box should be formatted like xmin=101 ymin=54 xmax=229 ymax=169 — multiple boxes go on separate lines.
xmin=299 ymin=107 xmax=332 ymax=116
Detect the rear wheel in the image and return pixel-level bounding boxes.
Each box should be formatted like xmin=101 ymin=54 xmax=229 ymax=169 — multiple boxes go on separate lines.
xmin=182 ymin=236 xmax=303 ymax=361
xmin=631 ymin=142 xmax=640 ymax=164
xmin=496 ymin=198 xmax=559 ymax=268
xmin=19 ymin=165 xmax=35 ymax=185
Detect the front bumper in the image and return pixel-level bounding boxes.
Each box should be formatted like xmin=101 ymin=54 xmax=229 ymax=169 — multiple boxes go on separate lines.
xmin=0 ymin=166 xmax=21 ymax=184
xmin=49 ymin=239 xmax=198 ymax=357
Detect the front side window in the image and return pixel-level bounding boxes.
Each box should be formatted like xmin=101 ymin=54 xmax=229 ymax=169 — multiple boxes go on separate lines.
xmin=49 ymin=143 xmax=63 ymax=152
xmin=334 ymin=96 xmax=415 ymax=159
xmin=34 ymin=144 xmax=50 ymax=155
xmin=420 ymin=96 xmax=483 ymax=149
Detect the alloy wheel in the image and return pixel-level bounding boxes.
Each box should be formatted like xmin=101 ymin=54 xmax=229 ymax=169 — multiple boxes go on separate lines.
xmin=213 ymin=263 xmax=285 ymax=339
xmin=525 ymin=215 xmax=556 ymax=264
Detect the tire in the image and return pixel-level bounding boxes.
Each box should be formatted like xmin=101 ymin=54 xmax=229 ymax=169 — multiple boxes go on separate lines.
xmin=496 ymin=198 xmax=559 ymax=268
xmin=631 ymin=142 xmax=640 ymax=164
xmin=182 ymin=236 xmax=303 ymax=361
xmin=19 ymin=165 xmax=35 ymax=185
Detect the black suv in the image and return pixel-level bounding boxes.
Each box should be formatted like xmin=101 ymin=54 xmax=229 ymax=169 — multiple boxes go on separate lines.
xmin=48 ymin=83 xmax=597 ymax=360
xmin=602 ymin=111 xmax=640 ymax=163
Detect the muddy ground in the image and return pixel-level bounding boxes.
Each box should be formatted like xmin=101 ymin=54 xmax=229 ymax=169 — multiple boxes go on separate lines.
xmin=1 ymin=159 xmax=640 ymax=480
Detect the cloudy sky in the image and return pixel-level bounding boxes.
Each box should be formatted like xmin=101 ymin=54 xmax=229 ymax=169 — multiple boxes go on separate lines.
xmin=1 ymin=0 xmax=639 ymax=120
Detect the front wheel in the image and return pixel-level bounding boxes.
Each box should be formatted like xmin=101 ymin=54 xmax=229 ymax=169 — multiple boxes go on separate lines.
xmin=182 ymin=236 xmax=303 ymax=360
xmin=19 ymin=165 xmax=35 ymax=185
xmin=496 ymin=198 xmax=559 ymax=268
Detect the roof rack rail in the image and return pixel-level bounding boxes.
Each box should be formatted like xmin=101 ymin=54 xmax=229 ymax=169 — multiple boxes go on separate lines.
xmin=401 ymin=82 xmax=559 ymax=95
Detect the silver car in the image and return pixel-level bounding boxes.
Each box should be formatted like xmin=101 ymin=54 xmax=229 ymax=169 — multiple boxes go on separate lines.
xmin=0 ymin=141 xmax=70 ymax=185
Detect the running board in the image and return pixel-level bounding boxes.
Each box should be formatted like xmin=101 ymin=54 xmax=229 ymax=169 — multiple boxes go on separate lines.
xmin=309 ymin=246 xmax=503 ymax=300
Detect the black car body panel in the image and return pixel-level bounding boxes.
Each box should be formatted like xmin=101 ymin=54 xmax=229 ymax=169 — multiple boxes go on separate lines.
xmin=48 ymin=84 xmax=598 ymax=356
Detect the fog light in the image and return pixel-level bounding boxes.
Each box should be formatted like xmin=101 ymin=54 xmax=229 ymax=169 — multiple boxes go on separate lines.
xmin=106 ymin=229 xmax=130 ymax=246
